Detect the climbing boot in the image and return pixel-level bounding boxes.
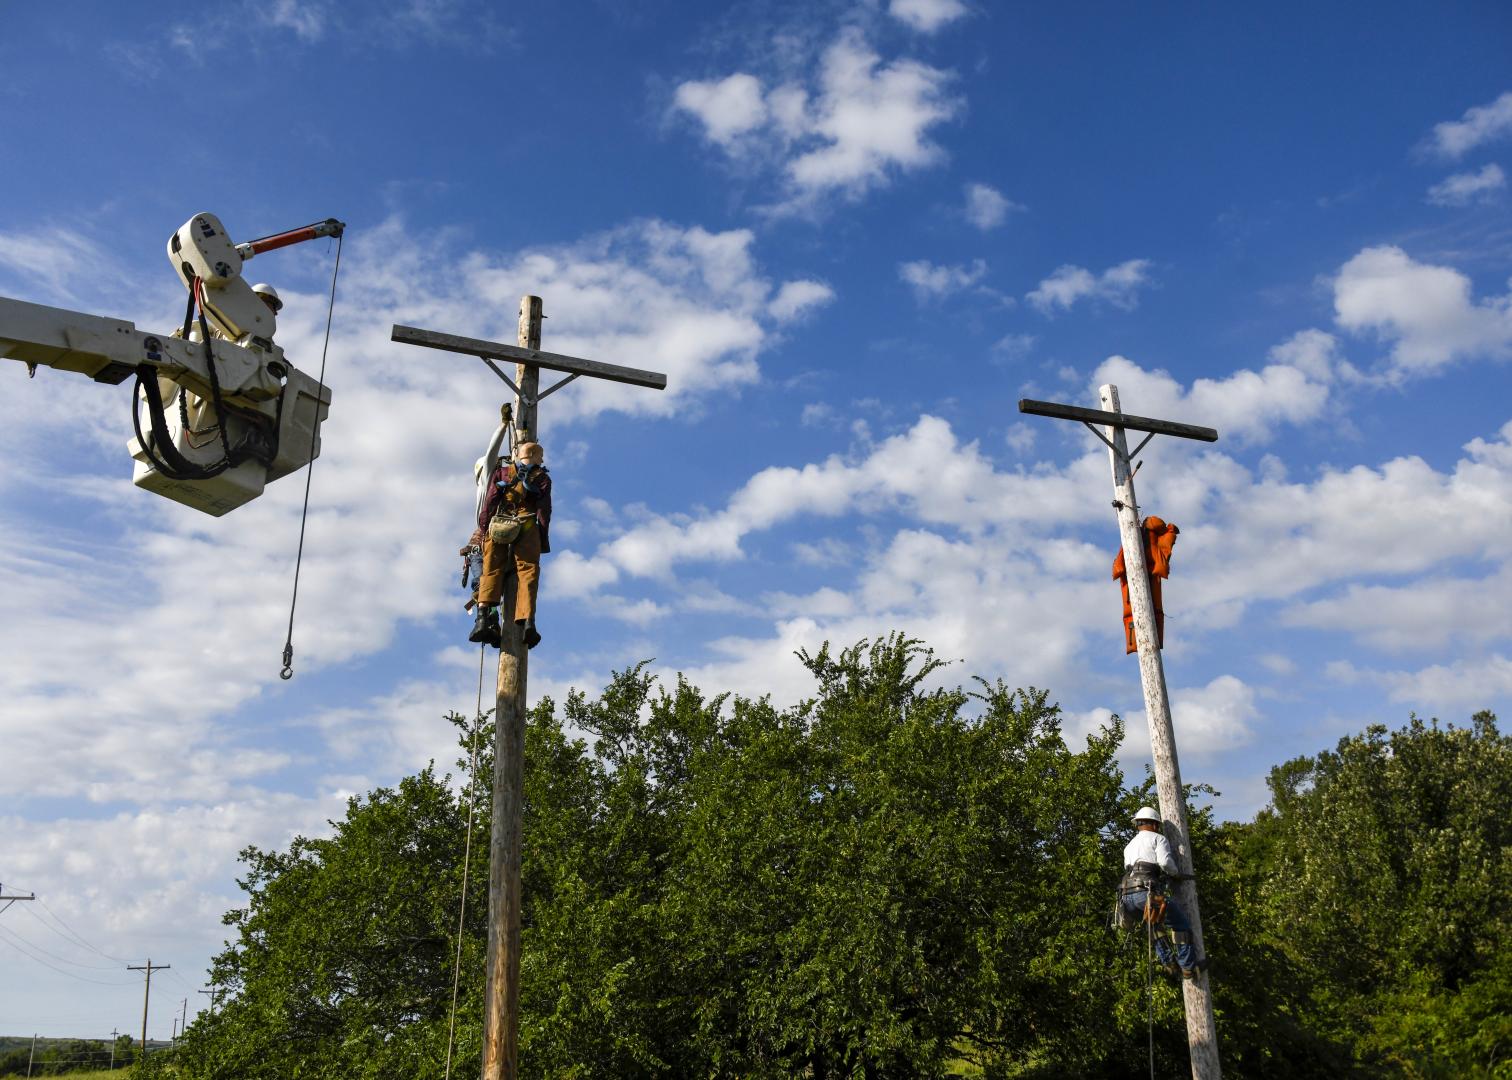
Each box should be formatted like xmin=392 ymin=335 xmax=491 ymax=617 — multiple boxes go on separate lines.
xmin=1181 ymin=958 xmax=1210 ymax=980
xmin=469 ymin=605 xmax=499 ymax=645
xmin=522 ymin=618 xmax=542 ymax=650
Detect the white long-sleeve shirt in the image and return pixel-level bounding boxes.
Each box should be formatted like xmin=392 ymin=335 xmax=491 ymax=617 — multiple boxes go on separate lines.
xmin=1123 ymin=830 xmax=1178 ymax=875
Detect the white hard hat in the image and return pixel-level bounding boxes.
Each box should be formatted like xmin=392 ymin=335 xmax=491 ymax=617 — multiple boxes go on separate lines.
xmin=1133 ymin=806 xmax=1162 ymax=825
xmin=251 ymin=283 xmax=283 ymax=312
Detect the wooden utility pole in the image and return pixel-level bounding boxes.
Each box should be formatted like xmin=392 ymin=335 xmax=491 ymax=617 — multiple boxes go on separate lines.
xmin=482 ymin=296 xmax=540 ymax=1077
xmin=127 ymin=959 xmax=168 ymax=1057
xmin=392 ymin=298 xmax=666 ymax=1080
xmin=198 ymin=986 xmax=220 ymax=1017
xmin=109 ymin=1029 xmax=119 ymax=1071
xmin=26 ymin=1033 xmax=35 ymax=1078
xmin=1020 ymin=385 xmax=1223 ymax=1080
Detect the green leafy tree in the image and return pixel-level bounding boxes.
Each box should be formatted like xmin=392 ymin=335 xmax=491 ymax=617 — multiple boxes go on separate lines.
xmin=1255 ymin=711 xmax=1512 ymax=1077
xmin=161 ymin=764 xmax=479 ymax=1079
xmin=155 ymin=637 xmax=1512 ymax=1078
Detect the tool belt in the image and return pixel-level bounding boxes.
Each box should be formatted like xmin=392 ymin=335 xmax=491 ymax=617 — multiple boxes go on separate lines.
xmin=1118 ymin=860 xmax=1169 ymax=895
xmin=488 ymin=511 xmax=535 ymax=546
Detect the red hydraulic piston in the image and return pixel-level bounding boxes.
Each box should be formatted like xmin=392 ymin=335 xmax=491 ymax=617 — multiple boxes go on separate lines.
xmin=239 ymin=218 xmax=345 ymax=257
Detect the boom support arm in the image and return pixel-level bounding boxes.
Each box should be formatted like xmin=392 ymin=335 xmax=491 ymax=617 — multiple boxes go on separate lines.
xmin=0 ymin=295 xmax=285 ymax=402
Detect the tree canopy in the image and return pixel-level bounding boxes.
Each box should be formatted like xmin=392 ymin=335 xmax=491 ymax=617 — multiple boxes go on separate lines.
xmin=149 ymin=637 xmax=1511 ymax=1079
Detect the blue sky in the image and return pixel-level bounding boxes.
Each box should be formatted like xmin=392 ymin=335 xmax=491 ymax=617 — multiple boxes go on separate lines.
xmin=2 ymin=0 xmax=1511 ymax=1040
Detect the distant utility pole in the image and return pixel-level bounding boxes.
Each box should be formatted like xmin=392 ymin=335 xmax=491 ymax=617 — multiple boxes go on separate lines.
xmin=0 ymin=884 xmax=36 ymax=916
xmin=127 ymin=959 xmax=169 ymax=1056
xmin=393 ymin=299 xmax=667 ymax=1080
xmin=1020 ymin=385 xmax=1223 ymax=1080
xmin=179 ymin=996 xmax=188 ymax=1042
xmin=199 ymin=985 xmax=220 ymax=1017
xmin=26 ymin=1033 xmax=35 ymax=1078
xmin=110 ymin=1029 xmax=119 ymax=1071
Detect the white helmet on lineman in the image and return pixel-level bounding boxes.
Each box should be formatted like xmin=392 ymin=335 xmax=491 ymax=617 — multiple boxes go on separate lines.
xmin=251 ymin=283 xmax=283 ymax=312
xmin=1132 ymin=805 xmax=1162 ymax=826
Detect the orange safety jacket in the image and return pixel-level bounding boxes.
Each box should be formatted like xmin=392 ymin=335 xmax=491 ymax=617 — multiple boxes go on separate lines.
xmin=1112 ymin=516 xmax=1179 ymax=655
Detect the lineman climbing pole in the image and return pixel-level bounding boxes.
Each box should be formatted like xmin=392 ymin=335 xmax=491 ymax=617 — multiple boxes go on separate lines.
xmin=1020 ymin=385 xmax=1222 ymax=1080
xmin=392 ymin=299 xmax=666 ymax=1080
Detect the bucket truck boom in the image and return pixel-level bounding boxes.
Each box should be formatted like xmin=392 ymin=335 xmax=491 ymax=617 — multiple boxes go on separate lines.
xmin=0 ymin=212 xmax=342 ymax=516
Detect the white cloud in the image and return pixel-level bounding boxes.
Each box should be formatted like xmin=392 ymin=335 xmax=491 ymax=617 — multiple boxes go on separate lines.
xmin=1003 ymin=422 xmax=1036 ymax=454
xmin=1090 ymin=332 xmax=1337 ymax=443
xmin=898 ymin=258 xmax=988 ymax=300
xmin=1028 ymin=258 xmax=1152 ymax=314
xmin=1333 ymin=655 xmax=1512 ymax=713
xmin=801 ymin=402 xmax=837 ymax=427
xmin=673 ymin=29 xmax=960 ymax=208
xmin=1282 ymin=567 xmax=1512 ymax=652
xmin=673 ymin=73 xmax=768 ymax=146
xmin=1123 ymin=675 xmax=1259 ymax=758
xmin=1425 ymin=90 xmax=1512 ymax=159
xmin=1333 ymin=245 xmax=1512 ymax=378
xmin=267 ymin=0 xmax=326 ymax=40
xmin=0 ymin=226 xmax=127 ymax=307
xmin=170 ymin=0 xmax=509 ymax=53
xmin=786 ymin=30 xmax=960 ymax=199
xmin=1426 ymin=163 xmax=1507 ymax=206
xmin=768 ymin=278 xmax=836 ymax=322
xmin=1258 ymin=653 xmax=1296 ymax=676
xmin=991 ymin=332 xmax=1036 ymax=363
xmin=889 ymin=0 xmax=970 ymax=33
xmin=964 ymin=182 xmax=1020 ymax=230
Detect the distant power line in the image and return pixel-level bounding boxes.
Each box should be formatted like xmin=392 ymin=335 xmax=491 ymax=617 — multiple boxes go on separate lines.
xmin=0 ymin=922 xmax=121 ymax=971
xmin=0 ymin=930 xmax=137 ymax=987
xmin=29 ymin=898 xmax=139 ymax=963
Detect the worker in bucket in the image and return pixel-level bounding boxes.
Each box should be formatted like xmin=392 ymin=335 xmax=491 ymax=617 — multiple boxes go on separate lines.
xmin=1117 ymin=805 xmax=1208 ymax=978
xmin=472 ymin=438 xmax=551 ymax=649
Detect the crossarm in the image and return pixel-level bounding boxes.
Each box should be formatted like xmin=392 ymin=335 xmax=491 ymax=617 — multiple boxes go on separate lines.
xmin=391 ymin=323 xmax=667 ymax=390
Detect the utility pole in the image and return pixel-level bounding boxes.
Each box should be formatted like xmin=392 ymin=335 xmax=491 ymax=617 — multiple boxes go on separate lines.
xmin=127 ymin=959 xmax=169 ymax=1058
xmin=110 ymin=1029 xmax=118 ymax=1071
xmin=1020 ymin=386 xmax=1223 ymax=1080
xmin=0 ymin=884 xmax=36 ymax=916
xmin=26 ymin=1033 xmax=35 ymax=1078
xmin=199 ymin=986 xmax=220 ymax=1017
xmin=179 ymin=996 xmax=188 ymax=1042
xmin=393 ymin=299 xmax=666 ymax=1080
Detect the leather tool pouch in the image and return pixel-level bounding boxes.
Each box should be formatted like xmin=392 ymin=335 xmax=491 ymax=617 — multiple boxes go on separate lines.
xmin=488 ymin=513 xmax=531 ymax=545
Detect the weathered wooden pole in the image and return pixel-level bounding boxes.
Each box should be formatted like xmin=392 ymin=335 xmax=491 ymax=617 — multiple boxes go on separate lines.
xmin=127 ymin=959 xmax=168 ymax=1059
xmin=481 ymin=296 xmax=541 ymax=1080
xmin=1099 ymin=382 xmax=1221 ymax=1080
xmin=388 ymin=303 xmax=665 ymax=1080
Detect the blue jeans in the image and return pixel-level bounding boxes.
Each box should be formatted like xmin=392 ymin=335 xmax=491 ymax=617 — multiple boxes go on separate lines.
xmin=1121 ymin=890 xmax=1197 ymax=969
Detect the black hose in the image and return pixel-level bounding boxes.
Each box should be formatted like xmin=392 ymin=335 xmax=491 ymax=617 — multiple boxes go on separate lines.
xmin=133 ymin=278 xmax=257 ymax=482
xmin=132 ymin=364 xmax=230 ymax=481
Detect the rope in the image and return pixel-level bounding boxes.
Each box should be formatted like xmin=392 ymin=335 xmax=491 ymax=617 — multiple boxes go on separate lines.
xmin=1144 ymin=892 xmax=1155 ymax=1080
xmin=444 ymin=645 xmax=488 ymax=1079
xmin=279 ymin=232 xmax=344 ymax=680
